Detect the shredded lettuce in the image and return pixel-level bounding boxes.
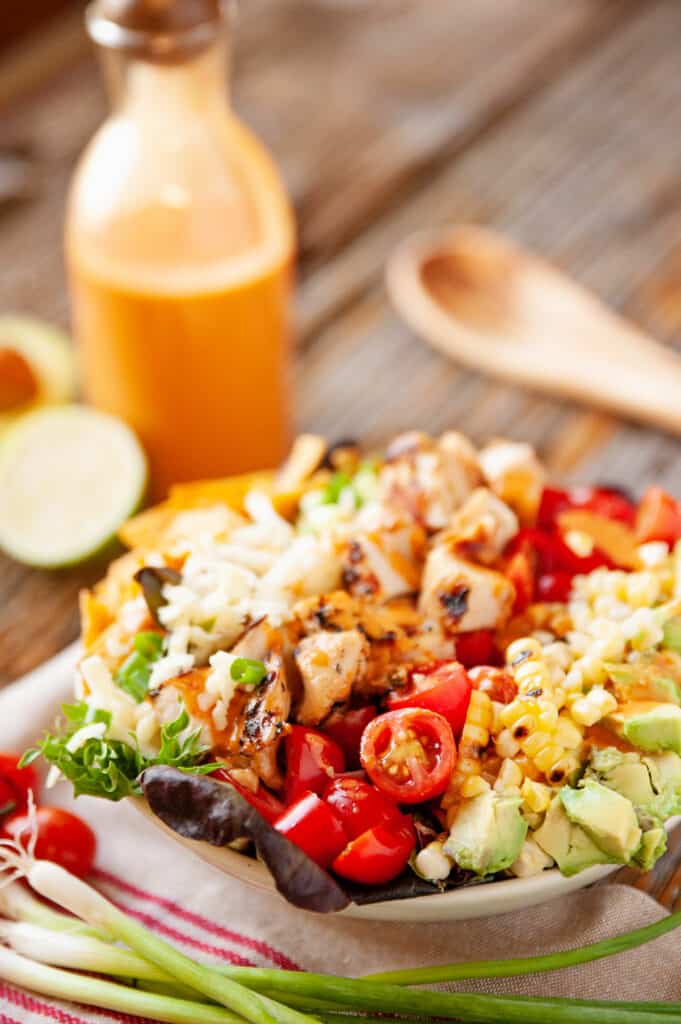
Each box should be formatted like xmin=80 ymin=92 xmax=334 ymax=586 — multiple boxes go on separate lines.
xmin=21 ymin=702 xmax=219 ymax=801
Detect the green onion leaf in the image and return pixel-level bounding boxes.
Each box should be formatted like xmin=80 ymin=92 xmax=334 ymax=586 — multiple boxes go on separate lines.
xmin=230 ymin=658 xmax=268 ymax=688
xmin=115 ymin=630 xmax=165 ymax=702
xmin=134 ymin=631 xmax=165 ymax=660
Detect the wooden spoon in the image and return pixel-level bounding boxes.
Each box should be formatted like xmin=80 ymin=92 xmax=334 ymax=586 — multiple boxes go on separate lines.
xmin=386 ymin=224 xmax=681 ymax=434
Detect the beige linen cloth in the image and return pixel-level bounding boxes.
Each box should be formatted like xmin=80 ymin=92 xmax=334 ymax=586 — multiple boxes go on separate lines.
xmin=1 ymin=644 xmax=680 ymax=1023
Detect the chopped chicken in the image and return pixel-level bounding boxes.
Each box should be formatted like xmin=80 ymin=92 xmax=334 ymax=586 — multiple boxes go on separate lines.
xmin=294 ymin=629 xmax=370 ymax=725
xmin=442 ymin=488 xmax=518 ymax=565
xmin=419 ymin=543 xmax=515 ymax=633
xmin=381 ymin=431 xmax=482 ymax=531
xmin=478 ymin=440 xmax=545 ymax=523
xmin=341 ymin=522 xmax=425 ymax=601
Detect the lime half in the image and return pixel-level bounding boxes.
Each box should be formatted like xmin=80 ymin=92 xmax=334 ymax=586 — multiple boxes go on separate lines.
xmin=0 ymin=406 xmax=147 ymax=568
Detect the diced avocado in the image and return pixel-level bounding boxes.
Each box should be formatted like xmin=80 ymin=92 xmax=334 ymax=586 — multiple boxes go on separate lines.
xmin=560 ymin=780 xmax=641 ymax=862
xmin=443 ymin=791 xmax=527 ymax=876
xmin=533 ymin=797 xmax=614 ymax=877
xmin=644 ymin=751 xmax=681 ymax=818
xmin=587 ymin=748 xmax=658 ymax=809
xmin=616 ymin=703 xmax=681 ymax=755
xmin=634 ymin=827 xmax=667 ymax=871
xmin=606 ymin=652 xmax=681 ymax=705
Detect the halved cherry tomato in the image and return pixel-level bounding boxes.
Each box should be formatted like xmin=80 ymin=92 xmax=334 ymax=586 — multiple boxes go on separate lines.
xmin=274 ymin=791 xmax=348 ymax=868
xmin=284 ymin=726 xmax=346 ymax=805
xmin=469 ymin=666 xmax=517 ymax=704
xmin=323 ymin=706 xmax=377 ymax=767
xmin=538 ymin=486 xmax=635 ymax=528
xmin=359 ymin=709 xmax=456 ymax=804
xmin=536 ymin=571 xmax=573 ymax=603
xmin=455 ymin=629 xmax=496 ymax=668
xmin=636 ymin=487 xmax=681 ymax=546
xmin=211 ymin=769 xmax=284 ymax=825
xmin=332 ymin=819 xmax=416 ymax=885
xmin=323 ymin=776 xmax=404 ymax=840
xmin=2 ymin=807 xmax=96 ymax=878
xmin=387 ymin=661 xmax=472 ymax=736
xmin=0 ymin=753 xmax=38 ymax=817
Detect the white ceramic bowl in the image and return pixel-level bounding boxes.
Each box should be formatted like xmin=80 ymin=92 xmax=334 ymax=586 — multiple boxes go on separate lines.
xmin=133 ymin=799 xmax=654 ymax=921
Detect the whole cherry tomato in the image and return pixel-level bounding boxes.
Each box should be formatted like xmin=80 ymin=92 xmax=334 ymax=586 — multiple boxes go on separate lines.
xmin=2 ymin=807 xmax=96 ymax=878
xmin=284 ymin=726 xmax=346 ymax=805
xmin=387 ymin=661 xmax=472 ymax=736
xmin=359 ymin=709 xmax=456 ymax=804
xmin=274 ymin=791 xmax=348 ymax=868
xmin=324 ymin=776 xmax=404 ymax=840
xmin=0 ymin=753 xmax=38 ymax=817
xmin=332 ymin=819 xmax=416 ymax=885
xmin=211 ymin=769 xmax=284 ymax=824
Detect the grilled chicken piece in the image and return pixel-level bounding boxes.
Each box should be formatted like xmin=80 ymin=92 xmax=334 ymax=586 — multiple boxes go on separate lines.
xmin=381 ymin=431 xmax=482 ymax=531
xmin=294 ymin=628 xmax=370 ymax=725
xmin=230 ymin=651 xmax=291 ymax=756
xmin=419 ymin=543 xmax=515 ymax=633
xmin=341 ymin=522 xmax=425 ymax=601
xmin=442 ymin=488 xmax=518 ymax=565
xmin=478 ymin=440 xmax=546 ymax=524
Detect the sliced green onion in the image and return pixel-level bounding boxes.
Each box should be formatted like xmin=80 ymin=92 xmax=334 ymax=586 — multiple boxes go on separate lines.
xmin=230 ymin=658 xmax=268 ymax=688
xmin=115 ymin=630 xmax=165 ymax=702
xmin=134 ymin=631 xmax=165 ymax=660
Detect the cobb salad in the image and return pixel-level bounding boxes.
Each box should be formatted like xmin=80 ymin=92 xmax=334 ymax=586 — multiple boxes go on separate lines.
xmin=25 ymin=431 xmax=681 ymax=908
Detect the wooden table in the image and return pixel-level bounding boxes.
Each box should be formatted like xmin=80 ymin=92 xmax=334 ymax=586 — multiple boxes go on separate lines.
xmin=2 ymin=0 xmax=681 ymax=905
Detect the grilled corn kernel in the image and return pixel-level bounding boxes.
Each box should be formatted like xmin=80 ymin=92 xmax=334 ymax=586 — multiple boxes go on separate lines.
xmin=495 ymin=727 xmax=520 ymax=759
xmin=494 ymin=757 xmax=524 ymax=794
xmin=521 ymin=777 xmax=552 ymax=814
xmin=460 ymin=775 xmax=491 ymax=799
xmin=555 ymin=713 xmax=583 ymax=750
xmin=568 ymin=685 xmax=617 ymax=726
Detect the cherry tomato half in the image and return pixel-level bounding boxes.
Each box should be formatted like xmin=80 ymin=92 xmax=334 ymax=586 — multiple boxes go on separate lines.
xmin=274 ymin=791 xmax=348 ymax=868
xmin=536 ymin=571 xmax=573 ymax=603
xmin=324 ymin=776 xmax=404 ymax=840
xmin=359 ymin=709 xmax=456 ymax=804
xmin=538 ymin=486 xmax=635 ymax=529
xmin=506 ymin=550 xmax=535 ymax=613
xmin=387 ymin=661 xmax=472 ymax=736
xmin=0 ymin=753 xmax=38 ymax=817
xmin=468 ymin=666 xmax=517 ymax=704
xmin=2 ymin=807 xmax=96 ymax=878
xmin=211 ymin=769 xmax=284 ymax=825
xmin=332 ymin=819 xmax=416 ymax=885
xmin=636 ymin=487 xmax=681 ymax=546
xmin=323 ymin=706 xmax=377 ymax=767
xmin=454 ymin=629 xmax=496 ymax=669
xmin=284 ymin=726 xmax=346 ymax=805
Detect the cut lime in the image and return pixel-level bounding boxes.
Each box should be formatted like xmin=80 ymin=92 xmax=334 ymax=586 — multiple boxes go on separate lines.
xmin=0 ymin=315 xmax=76 ymax=431
xmin=0 ymin=406 xmax=147 ymax=568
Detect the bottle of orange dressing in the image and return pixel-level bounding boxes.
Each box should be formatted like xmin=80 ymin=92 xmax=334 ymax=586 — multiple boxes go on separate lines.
xmin=66 ymin=0 xmax=295 ymax=498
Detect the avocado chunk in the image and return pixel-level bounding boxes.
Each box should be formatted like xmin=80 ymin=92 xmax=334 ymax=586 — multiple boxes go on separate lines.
xmin=606 ymin=651 xmax=681 ymax=705
xmin=612 ymin=703 xmax=681 ymax=755
xmin=634 ymin=827 xmax=667 ymax=871
xmin=560 ymin=780 xmax=641 ymax=862
xmin=587 ymin=748 xmax=658 ymax=811
xmin=533 ymin=797 xmax=613 ymax=877
xmin=443 ymin=791 xmax=527 ymax=876
xmin=643 ymin=751 xmax=681 ymax=818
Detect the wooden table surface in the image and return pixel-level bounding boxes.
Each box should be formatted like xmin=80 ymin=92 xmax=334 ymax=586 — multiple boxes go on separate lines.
xmin=3 ymin=0 xmax=681 ymax=906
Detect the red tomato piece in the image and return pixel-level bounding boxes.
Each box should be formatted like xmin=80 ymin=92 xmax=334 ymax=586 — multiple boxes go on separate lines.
xmin=538 ymin=486 xmax=635 ymax=528
xmin=0 ymin=753 xmax=38 ymax=817
xmin=454 ymin=629 xmax=496 ymax=668
xmin=324 ymin=776 xmax=404 ymax=840
xmin=323 ymin=706 xmax=377 ymax=767
xmin=332 ymin=819 xmax=416 ymax=885
xmin=359 ymin=709 xmax=456 ymax=804
xmin=274 ymin=791 xmax=348 ymax=868
xmin=284 ymin=726 xmax=346 ymax=805
xmin=211 ymin=769 xmax=284 ymax=824
xmin=468 ymin=666 xmax=517 ymax=704
xmin=506 ymin=549 xmax=535 ymax=613
xmin=2 ymin=807 xmax=96 ymax=878
xmin=536 ymin=571 xmax=573 ymax=603
xmin=636 ymin=487 xmax=681 ymax=546
xmin=387 ymin=661 xmax=472 ymax=736
xmin=537 ymin=487 xmax=571 ymax=529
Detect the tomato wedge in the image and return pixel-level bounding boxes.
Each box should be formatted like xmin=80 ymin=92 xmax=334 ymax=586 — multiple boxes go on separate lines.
xmin=274 ymin=791 xmax=348 ymax=868
xmin=387 ymin=661 xmax=472 ymax=736
xmin=211 ymin=769 xmax=284 ymax=825
xmin=332 ymin=819 xmax=416 ymax=885
xmin=284 ymin=726 xmax=346 ymax=805
xmin=323 ymin=706 xmax=377 ymax=767
xmin=359 ymin=708 xmax=456 ymax=803
xmin=0 ymin=752 xmax=38 ymax=817
xmin=324 ymin=776 xmax=404 ymax=840
xmin=2 ymin=807 xmax=96 ymax=878
xmin=636 ymin=487 xmax=681 ymax=546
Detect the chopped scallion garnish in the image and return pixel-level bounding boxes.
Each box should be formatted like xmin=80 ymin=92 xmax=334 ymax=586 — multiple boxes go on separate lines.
xmin=230 ymin=658 xmax=268 ymax=688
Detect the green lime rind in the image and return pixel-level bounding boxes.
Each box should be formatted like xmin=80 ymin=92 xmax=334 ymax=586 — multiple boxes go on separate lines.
xmin=0 ymin=405 xmax=147 ymax=569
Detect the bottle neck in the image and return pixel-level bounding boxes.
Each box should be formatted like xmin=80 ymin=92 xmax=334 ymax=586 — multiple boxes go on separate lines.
xmin=99 ymin=27 xmax=231 ymax=120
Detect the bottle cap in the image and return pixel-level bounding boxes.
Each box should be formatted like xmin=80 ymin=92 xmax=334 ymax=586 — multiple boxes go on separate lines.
xmin=86 ymin=0 xmax=227 ymax=61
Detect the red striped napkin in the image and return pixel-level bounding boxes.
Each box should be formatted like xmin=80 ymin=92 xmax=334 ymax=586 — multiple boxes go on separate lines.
xmin=1 ymin=646 xmax=680 ymax=1023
